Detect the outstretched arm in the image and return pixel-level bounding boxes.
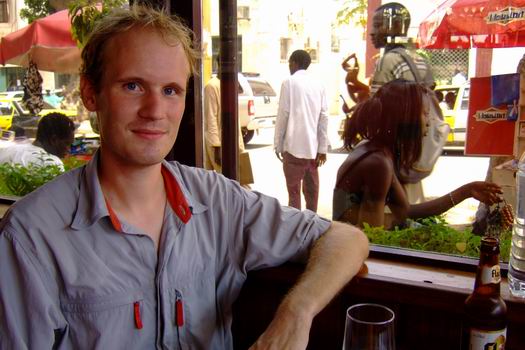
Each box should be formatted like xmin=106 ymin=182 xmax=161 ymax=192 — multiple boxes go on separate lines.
xmin=250 ymin=221 xmax=369 ymax=350
xmin=407 ymin=181 xmax=502 ymax=219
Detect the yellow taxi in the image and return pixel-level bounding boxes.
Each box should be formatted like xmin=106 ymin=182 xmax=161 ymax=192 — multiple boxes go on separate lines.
xmin=12 ymin=98 xmax=77 ymax=119
xmin=0 ymin=97 xmax=77 ymax=136
xmin=434 ymin=83 xmax=470 ymax=146
xmin=0 ymin=99 xmax=15 ymax=130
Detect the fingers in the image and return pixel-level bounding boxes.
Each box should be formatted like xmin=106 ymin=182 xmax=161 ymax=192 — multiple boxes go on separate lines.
xmin=475 ymin=182 xmax=503 ymax=205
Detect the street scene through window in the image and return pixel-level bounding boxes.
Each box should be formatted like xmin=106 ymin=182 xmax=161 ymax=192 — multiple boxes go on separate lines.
xmin=0 ymin=0 xmax=523 ymax=265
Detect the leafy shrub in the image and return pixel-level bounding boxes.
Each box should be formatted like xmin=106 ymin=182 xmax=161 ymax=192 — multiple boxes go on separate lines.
xmin=363 ymin=216 xmax=511 ymax=262
xmin=0 ymin=157 xmax=87 ymax=197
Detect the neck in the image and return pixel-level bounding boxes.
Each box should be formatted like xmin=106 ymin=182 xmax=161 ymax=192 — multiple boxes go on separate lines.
xmin=32 ymin=140 xmax=44 ymax=149
xmin=384 ymin=43 xmax=405 ymax=52
xmin=97 ymin=152 xmax=165 ymax=212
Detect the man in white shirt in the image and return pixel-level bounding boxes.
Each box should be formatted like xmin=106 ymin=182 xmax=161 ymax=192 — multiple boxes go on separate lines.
xmin=451 ymin=68 xmax=467 ymax=86
xmin=274 ymin=50 xmax=328 ymax=212
xmin=0 ymin=112 xmax=75 ymax=170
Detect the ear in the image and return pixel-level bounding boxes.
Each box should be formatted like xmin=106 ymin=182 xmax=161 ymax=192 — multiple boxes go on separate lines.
xmin=80 ymin=75 xmax=97 ymax=112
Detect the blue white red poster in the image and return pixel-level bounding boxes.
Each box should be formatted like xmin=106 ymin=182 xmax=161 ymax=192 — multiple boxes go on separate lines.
xmin=465 ymin=73 xmax=519 ymax=156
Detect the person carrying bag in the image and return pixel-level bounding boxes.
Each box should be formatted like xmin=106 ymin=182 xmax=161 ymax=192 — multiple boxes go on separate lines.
xmin=390 ymin=48 xmax=451 ymax=184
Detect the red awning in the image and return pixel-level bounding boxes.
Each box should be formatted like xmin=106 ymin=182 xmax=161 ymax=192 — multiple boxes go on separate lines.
xmin=0 ymin=9 xmax=80 ymax=73
xmin=419 ymin=0 xmax=525 ymax=49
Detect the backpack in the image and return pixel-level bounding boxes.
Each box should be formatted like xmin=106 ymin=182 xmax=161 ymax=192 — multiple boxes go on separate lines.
xmin=390 ymin=48 xmax=451 ymax=184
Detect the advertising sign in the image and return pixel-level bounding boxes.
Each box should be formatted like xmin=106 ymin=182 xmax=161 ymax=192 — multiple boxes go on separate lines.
xmin=465 ymin=73 xmax=519 ymax=156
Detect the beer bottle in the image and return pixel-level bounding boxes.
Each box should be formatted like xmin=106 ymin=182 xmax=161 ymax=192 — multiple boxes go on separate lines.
xmin=462 ymin=236 xmax=507 ymax=350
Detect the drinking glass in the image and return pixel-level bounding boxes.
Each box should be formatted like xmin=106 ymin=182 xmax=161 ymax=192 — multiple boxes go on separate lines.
xmin=343 ymin=303 xmax=396 ymax=350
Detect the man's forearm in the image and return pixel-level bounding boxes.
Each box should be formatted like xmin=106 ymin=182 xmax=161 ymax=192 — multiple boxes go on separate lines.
xmin=280 ymin=221 xmax=369 ymax=319
xmin=250 ymin=221 xmax=369 ymax=349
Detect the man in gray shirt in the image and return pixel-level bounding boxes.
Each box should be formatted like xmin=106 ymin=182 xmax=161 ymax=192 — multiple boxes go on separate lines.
xmin=0 ymin=5 xmax=369 ymax=349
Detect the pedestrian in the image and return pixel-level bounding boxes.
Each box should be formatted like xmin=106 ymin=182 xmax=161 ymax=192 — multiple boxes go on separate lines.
xmin=333 ymin=80 xmax=502 ymax=228
xmin=451 ymin=68 xmax=467 ymax=85
xmin=343 ymin=2 xmax=437 ymax=206
xmin=204 ymin=57 xmax=253 ymax=187
xmin=0 ymin=5 xmax=368 ymax=349
xmin=0 ymin=112 xmax=75 ymax=171
xmin=274 ymin=49 xmax=329 ymax=212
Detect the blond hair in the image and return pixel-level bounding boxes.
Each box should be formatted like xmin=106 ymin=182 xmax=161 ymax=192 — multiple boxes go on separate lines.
xmin=80 ymin=5 xmax=199 ymax=91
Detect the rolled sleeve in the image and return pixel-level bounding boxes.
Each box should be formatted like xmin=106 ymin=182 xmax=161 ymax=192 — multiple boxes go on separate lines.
xmin=231 ymin=188 xmax=331 ymax=272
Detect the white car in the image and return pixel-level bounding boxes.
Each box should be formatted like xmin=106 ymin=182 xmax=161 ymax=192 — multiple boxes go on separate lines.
xmin=238 ymin=73 xmax=278 ymax=144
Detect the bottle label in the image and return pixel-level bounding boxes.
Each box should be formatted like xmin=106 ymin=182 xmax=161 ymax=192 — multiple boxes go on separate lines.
xmin=481 ymin=265 xmax=501 ymax=284
xmin=469 ymin=328 xmax=506 ymax=350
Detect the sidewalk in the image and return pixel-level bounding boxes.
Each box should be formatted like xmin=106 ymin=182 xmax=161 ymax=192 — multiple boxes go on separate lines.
xmin=247 ymin=118 xmax=490 ymax=226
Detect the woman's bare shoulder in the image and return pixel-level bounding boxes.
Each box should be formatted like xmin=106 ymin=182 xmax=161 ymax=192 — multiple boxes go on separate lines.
xmin=337 ymin=145 xmax=393 ymax=189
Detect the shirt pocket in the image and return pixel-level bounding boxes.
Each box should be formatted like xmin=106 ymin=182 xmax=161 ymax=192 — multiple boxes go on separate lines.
xmin=60 ymin=290 xmax=155 ymax=349
xmin=167 ymin=263 xmax=222 ymax=350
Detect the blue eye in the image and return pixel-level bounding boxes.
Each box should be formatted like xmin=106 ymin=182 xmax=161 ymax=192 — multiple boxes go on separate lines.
xmin=125 ymin=82 xmax=138 ymax=91
xmin=164 ymin=87 xmax=177 ymax=96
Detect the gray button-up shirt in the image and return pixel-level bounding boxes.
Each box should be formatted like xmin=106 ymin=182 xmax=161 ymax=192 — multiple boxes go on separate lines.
xmin=0 ymin=153 xmax=330 ymax=349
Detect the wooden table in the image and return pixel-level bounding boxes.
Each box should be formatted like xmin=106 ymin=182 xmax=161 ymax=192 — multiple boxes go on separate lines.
xmin=232 ymin=257 xmax=525 ymax=350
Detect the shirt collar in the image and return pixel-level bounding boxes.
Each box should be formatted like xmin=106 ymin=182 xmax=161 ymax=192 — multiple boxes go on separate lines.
xmin=72 ymin=151 xmax=206 ymax=231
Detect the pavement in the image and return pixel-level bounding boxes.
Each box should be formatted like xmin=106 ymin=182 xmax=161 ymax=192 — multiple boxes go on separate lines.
xmin=245 ymin=115 xmax=490 ymax=225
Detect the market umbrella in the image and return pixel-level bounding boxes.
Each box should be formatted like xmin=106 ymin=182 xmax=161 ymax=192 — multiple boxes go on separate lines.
xmin=0 ymin=9 xmax=80 ymax=73
xmin=419 ymin=0 xmax=525 ymax=49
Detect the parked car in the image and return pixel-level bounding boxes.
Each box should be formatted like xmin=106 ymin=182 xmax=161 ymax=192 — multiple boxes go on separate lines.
xmin=434 ymin=83 xmax=470 ymax=146
xmin=5 ymin=98 xmax=77 ymax=137
xmin=0 ymin=99 xmax=15 ymax=130
xmin=0 ymin=91 xmax=24 ymax=100
xmin=238 ymin=73 xmax=278 ymax=144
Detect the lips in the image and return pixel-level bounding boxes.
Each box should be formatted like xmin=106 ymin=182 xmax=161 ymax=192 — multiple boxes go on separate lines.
xmin=132 ymin=128 xmax=167 ymax=140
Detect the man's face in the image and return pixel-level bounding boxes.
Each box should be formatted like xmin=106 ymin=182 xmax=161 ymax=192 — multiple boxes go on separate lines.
xmin=370 ymin=12 xmax=387 ymax=49
xmin=81 ymin=27 xmax=190 ymax=169
xmin=288 ymin=59 xmax=298 ymax=75
xmin=47 ymin=131 xmax=74 ymax=158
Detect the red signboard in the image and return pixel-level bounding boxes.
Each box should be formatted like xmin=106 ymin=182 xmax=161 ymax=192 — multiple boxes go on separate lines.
xmin=465 ymin=73 xmax=519 ymax=156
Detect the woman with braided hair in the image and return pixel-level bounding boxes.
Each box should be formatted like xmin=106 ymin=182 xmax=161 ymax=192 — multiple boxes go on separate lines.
xmin=333 ymin=79 xmax=502 ymax=229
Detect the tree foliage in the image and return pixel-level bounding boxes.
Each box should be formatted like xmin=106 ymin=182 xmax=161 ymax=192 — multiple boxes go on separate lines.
xmin=69 ymin=0 xmax=127 ymax=47
xmin=20 ymin=0 xmax=54 ymax=23
xmin=336 ymin=0 xmax=367 ymax=30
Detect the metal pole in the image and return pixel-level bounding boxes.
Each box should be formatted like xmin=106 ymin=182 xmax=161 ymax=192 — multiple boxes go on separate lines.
xmin=219 ymin=0 xmax=239 ymax=181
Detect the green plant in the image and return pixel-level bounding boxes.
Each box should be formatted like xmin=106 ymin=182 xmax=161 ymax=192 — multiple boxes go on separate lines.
xmin=0 ymin=156 xmax=87 ymax=197
xmin=363 ymin=216 xmax=511 ymax=262
xmin=69 ymin=0 xmax=127 ymax=47
xmin=20 ymin=0 xmax=53 ymax=23
xmin=336 ymin=0 xmax=367 ymax=30
xmin=0 ymin=163 xmax=63 ymax=196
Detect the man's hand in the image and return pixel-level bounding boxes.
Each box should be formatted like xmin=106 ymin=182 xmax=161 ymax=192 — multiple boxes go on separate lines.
xmin=249 ymin=306 xmax=311 ymax=350
xmin=251 ymin=221 xmax=369 ymax=350
xmin=214 ymin=146 xmax=221 ymax=166
xmin=315 ymin=153 xmax=326 ymax=167
xmin=275 ymin=152 xmax=283 ymax=162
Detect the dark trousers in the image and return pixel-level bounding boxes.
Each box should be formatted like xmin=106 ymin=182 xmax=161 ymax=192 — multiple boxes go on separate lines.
xmin=282 ymin=152 xmax=319 ymax=212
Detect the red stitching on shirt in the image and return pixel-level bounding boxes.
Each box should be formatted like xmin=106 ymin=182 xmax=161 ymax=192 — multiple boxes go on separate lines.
xmin=176 ymin=299 xmax=184 ymax=326
xmin=161 ymin=166 xmax=192 ymax=224
xmin=104 ymin=198 xmax=122 ymax=232
xmin=134 ymin=301 xmax=143 ymax=329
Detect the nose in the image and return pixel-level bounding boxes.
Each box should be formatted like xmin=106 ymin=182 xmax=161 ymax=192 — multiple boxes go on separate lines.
xmin=138 ymin=91 xmax=166 ymax=120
